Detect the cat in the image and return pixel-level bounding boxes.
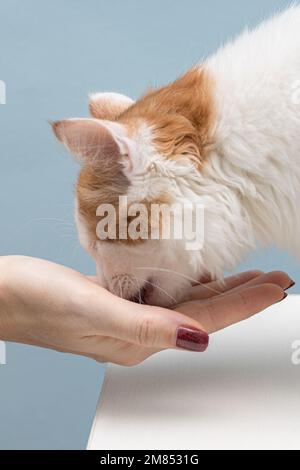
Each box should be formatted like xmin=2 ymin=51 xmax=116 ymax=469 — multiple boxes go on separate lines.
xmin=52 ymin=6 xmax=300 ymax=307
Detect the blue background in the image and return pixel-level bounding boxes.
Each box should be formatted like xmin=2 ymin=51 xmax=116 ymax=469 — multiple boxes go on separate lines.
xmin=0 ymin=0 xmax=299 ymax=450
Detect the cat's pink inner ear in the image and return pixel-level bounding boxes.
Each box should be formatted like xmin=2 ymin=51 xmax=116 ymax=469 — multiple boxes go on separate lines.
xmin=89 ymin=92 xmax=134 ymax=120
xmin=52 ymin=119 xmax=120 ymax=164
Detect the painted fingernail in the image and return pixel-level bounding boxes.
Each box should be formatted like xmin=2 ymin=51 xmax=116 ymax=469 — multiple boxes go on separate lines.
xmin=176 ymin=327 xmax=209 ymax=352
xmin=277 ymin=292 xmax=288 ymax=303
xmin=286 ymin=280 xmax=296 ymax=290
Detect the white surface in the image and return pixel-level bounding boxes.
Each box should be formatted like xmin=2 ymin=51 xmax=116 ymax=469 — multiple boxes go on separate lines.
xmin=88 ymin=295 xmax=300 ymax=450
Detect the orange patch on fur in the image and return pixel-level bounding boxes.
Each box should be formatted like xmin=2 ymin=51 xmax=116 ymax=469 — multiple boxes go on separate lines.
xmin=89 ymin=100 xmax=129 ymax=121
xmin=78 ymin=170 xmax=174 ymax=246
xmin=118 ymin=67 xmax=216 ymax=166
xmin=76 ymin=163 xmax=130 ymax=240
xmin=76 ymin=66 xmax=215 ymax=243
xmin=96 ymin=192 xmax=173 ymax=245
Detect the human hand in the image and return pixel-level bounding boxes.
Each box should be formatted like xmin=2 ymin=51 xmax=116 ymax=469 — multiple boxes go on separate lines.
xmin=0 ymin=256 xmax=292 ymax=366
xmin=175 ymin=269 xmax=292 ymax=334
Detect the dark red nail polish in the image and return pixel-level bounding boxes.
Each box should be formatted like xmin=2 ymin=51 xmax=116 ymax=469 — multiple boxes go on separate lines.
xmin=286 ymin=281 xmax=296 ymax=290
xmin=176 ymin=327 xmax=209 ymax=352
xmin=277 ymin=292 xmax=288 ymax=303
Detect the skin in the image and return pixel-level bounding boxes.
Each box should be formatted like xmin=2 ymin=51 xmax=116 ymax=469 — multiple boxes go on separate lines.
xmin=0 ymin=255 xmax=292 ymax=366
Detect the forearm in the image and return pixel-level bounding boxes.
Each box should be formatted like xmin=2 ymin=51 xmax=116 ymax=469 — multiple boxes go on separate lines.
xmin=0 ymin=256 xmax=46 ymax=344
xmin=0 ymin=260 xmax=16 ymax=342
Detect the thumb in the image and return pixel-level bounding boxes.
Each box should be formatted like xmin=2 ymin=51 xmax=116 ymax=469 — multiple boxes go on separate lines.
xmin=105 ymin=298 xmax=210 ymax=352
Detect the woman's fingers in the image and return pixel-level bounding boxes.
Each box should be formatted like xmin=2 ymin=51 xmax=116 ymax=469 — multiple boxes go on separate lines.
xmin=86 ymin=270 xmax=290 ymax=359
xmin=118 ymin=302 xmax=210 ymax=352
xmin=82 ymin=270 xmax=292 ymax=362
xmin=175 ymin=283 xmax=286 ymax=334
xmin=87 ymin=336 xmax=160 ymax=367
xmin=188 ymin=270 xmax=263 ymax=300
xmin=188 ymin=270 xmax=293 ymax=301
xmin=92 ymin=290 xmax=210 ymax=352
xmin=88 ymin=281 xmax=285 ymax=365
xmin=226 ymin=270 xmax=293 ymax=294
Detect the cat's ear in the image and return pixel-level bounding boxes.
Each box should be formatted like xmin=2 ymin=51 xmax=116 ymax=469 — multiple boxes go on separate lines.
xmin=89 ymin=92 xmax=134 ymax=120
xmin=52 ymin=118 xmax=131 ymax=166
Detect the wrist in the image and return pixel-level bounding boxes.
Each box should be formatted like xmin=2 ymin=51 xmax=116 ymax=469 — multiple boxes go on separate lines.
xmin=0 ymin=278 xmax=13 ymax=342
xmin=0 ymin=256 xmax=22 ymax=342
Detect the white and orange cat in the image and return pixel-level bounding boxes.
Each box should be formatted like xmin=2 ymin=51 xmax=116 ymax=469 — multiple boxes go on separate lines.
xmin=53 ymin=6 xmax=300 ymax=307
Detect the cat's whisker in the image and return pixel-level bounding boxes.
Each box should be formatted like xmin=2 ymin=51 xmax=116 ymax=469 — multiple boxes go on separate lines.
xmin=27 ymin=217 xmax=74 ymax=225
xmin=15 ymin=217 xmax=74 ymax=237
xmin=135 ymin=266 xmax=222 ymax=295
xmin=133 ymin=275 xmax=145 ymax=304
xmin=118 ymin=278 xmax=124 ymax=300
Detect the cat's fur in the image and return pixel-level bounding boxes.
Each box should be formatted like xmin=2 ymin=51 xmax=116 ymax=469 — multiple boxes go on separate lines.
xmin=53 ymin=6 xmax=300 ymax=306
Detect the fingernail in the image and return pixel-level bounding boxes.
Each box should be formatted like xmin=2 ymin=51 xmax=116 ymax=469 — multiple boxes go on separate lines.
xmin=277 ymin=292 xmax=288 ymax=303
xmin=176 ymin=327 xmax=209 ymax=352
xmin=286 ymin=280 xmax=296 ymax=290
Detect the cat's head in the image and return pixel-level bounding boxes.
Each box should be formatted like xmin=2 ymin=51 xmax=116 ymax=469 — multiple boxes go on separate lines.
xmin=52 ymin=69 xmax=223 ymax=306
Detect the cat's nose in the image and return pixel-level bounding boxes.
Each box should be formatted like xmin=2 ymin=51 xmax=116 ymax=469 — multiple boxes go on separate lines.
xmin=129 ymin=280 xmax=153 ymax=304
